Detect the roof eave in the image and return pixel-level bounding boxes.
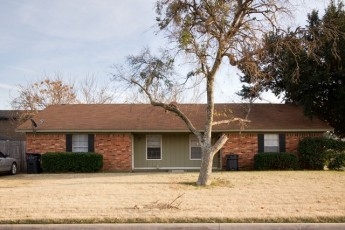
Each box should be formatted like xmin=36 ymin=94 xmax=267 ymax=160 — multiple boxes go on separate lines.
xmin=17 ymin=128 xmax=333 ymax=133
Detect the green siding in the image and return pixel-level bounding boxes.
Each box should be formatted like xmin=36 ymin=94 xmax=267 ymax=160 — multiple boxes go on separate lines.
xmin=133 ymin=133 xmax=220 ymax=169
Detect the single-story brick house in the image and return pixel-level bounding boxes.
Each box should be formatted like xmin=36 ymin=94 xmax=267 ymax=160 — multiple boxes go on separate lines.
xmin=16 ymin=103 xmax=332 ymax=171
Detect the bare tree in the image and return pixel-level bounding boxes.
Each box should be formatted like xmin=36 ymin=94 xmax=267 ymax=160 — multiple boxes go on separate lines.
xmin=11 ymin=75 xmax=77 ymax=121
xmin=78 ymin=74 xmax=115 ymax=104
xmin=11 ymin=73 xmax=118 ymax=123
xmin=113 ymin=0 xmax=298 ymax=186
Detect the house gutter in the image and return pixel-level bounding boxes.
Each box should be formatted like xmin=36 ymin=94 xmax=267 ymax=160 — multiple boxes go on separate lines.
xmin=17 ymin=128 xmax=333 ymax=133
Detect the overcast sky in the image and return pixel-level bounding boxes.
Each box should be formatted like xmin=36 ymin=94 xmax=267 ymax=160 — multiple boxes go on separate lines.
xmin=0 ymin=0 xmax=329 ymax=110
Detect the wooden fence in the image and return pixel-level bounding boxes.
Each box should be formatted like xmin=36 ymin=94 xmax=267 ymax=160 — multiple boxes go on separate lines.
xmin=0 ymin=141 xmax=26 ymax=172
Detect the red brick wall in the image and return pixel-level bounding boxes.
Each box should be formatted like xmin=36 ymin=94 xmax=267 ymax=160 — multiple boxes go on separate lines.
xmin=95 ymin=133 xmax=132 ymax=171
xmin=26 ymin=132 xmax=323 ymax=171
xmin=285 ymin=133 xmax=323 ymax=153
xmin=26 ymin=133 xmax=133 ymax=172
xmin=221 ymin=133 xmax=258 ymax=170
xmin=26 ymin=133 xmax=66 ymax=153
xmin=221 ymin=132 xmax=324 ymax=170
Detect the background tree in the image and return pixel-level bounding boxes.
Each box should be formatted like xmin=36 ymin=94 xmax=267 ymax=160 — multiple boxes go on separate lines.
xmin=78 ymin=74 xmax=115 ymax=104
xmin=11 ymin=74 xmax=116 ymax=123
xmin=239 ymin=1 xmax=345 ymax=137
xmin=113 ymin=0 xmax=298 ymax=186
xmin=11 ymin=76 xmax=77 ymax=120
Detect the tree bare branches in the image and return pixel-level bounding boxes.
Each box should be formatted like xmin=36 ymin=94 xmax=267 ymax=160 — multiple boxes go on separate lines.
xmin=11 ymin=76 xmax=77 ymax=121
xmin=113 ymin=0 xmax=297 ymax=186
xmin=78 ymin=74 xmax=115 ymax=104
xmin=11 ymin=73 xmax=116 ymax=124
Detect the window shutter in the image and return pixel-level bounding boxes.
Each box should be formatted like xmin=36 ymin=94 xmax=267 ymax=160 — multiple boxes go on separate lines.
xmin=66 ymin=134 xmax=72 ymax=152
xmin=258 ymin=134 xmax=264 ymax=153
xmin=279 ymin=134 xmax=286 ymax=152
xmin=88 ymin=134 xmax=95 ymax=152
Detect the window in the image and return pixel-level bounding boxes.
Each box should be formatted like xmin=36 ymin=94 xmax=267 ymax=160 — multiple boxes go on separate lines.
xmin=258 ymin=134 xmax=286 ymax=153
xmin=72 ymin=134 xmax=88 ymax=152
xmin=146 ymin=135 xmax=161 ymax=160
xmin=264 ymin=134 xmax=279 ymax=152
xmin=190 ymin=135 xmax=202 ymax=160
xmin=66 ymin=134 xmax=94 ymax=152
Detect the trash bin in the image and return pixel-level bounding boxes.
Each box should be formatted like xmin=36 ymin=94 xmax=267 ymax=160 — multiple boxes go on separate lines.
xmin=226 ymin=154 xmax=239 ymax=171
xmin=26 ymin=153 xmax=42 ymax=174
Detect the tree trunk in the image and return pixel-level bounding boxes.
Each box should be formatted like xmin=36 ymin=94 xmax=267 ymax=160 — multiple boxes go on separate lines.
xmin=197 ymin=134 xmax=228 ymax=186
xmin=197 ymin=148 xmax=214 ymax=186
xmin=195 ymin=48 xmax=225 ymax=186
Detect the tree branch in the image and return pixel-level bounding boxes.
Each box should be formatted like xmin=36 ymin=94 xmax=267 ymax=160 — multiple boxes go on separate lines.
xmin=130 ymin=78 xmax=201 ymax=138
xmin=212 ymin=117 xmax=250 ymax=126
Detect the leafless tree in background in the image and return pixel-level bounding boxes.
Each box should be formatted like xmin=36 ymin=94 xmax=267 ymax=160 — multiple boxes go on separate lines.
xmin=11 ymin=73 xmax=116 ymax=123
xmin=78 ymin=74 xmax=115 ymax=104
xmin=11 ymin=74 xmax=77 ymax=121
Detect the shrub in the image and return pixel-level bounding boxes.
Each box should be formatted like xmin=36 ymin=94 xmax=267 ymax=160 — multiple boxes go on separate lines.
xmin=254 ymin=152 xmax=299 ymax=170
xmin=41 ymin=152 xmax=103 ymax=173
xmin=298 ymin=137 xmax=345 ymax=170
xmin=327 ymin=150 xmax=345 ymax=171
xmin=298 ymin=137 xmax=327 ymax=170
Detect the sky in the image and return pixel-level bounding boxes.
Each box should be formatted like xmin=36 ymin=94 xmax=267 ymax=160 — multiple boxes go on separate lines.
xmin=0 ymin=0 xmax=330 ymax=110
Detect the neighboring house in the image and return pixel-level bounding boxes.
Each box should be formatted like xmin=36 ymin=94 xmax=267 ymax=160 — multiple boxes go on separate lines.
xmin=0 ymin=110 xmax=26 ymax=141
xmin=16 ymin=104 xmax=332 ymax=171
xmin=0 ymin=110 xmax=27 ymax=172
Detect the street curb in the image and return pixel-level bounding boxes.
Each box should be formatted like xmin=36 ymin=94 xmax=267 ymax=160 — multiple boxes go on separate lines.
xmin=1 ymin=223 xmax=345 ymax=230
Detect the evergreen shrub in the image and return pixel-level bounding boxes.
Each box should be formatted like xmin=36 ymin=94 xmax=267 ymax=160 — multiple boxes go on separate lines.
xmin=327 ymin=150 xmax=345 ymax=170
xmin=298 ymin=137 xmax=345 ymax=170
xmin=41 ymin=152 xmax=103 ymax=173
xmin=254 ymin=152 xmax=299 ymax=170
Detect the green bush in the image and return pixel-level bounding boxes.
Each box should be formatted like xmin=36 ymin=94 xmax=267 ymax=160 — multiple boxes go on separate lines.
xmin=254 ymin=152 xmax=299 ymax=170
xmin=298 ymin=137 xmax=326 ymax=170
xmin=41 ymin=152 xmax=103 ymax=173
xmin=298 ymin=137 xmax=345 ymax=170
xmin=327 ymin=150 xmax=345 ymax=171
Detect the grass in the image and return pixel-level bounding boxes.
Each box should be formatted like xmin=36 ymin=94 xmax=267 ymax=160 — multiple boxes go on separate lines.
xmin=0 ymin=171 xmax=344 ymax=224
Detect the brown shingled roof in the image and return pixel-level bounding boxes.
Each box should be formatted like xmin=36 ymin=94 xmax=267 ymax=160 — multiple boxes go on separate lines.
xmin=16 ymin=103 xmax=332 ymax=133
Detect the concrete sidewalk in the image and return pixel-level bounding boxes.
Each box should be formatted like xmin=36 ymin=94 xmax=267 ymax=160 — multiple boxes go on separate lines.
xmin=1 ymin=223 xmax=345 ymax=230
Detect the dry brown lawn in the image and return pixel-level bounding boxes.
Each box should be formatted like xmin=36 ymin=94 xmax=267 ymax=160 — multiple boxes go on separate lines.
xmin=0 ymin=171 xmax=344 ymax=223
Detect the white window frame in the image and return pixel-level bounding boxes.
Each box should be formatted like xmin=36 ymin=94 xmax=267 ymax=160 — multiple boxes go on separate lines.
xmin=190 ymin=135 xmax=202 ymax=160
xmin=264 ymin=134 xmax=279 ymax=153
xmin=146 ymin=135 xmax=162 ymax=160
xmin=72 ymin=134 xmax=88 ymax=152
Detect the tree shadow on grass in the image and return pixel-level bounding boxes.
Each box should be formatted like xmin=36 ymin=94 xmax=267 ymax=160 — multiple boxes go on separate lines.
xmin=179 ymin=177 xmax=234 ymax=188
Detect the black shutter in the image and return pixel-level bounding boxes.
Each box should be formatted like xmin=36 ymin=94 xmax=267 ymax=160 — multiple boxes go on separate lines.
xmin=279 ymin=134 xmax=286 ymax=152
xmin=258 ymin=134 xmax=264 ymax=153
xmin=88 ymin=134 xmax=95 ymax=152
xmin=66 ymin=134 xmax=72 ymax=152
